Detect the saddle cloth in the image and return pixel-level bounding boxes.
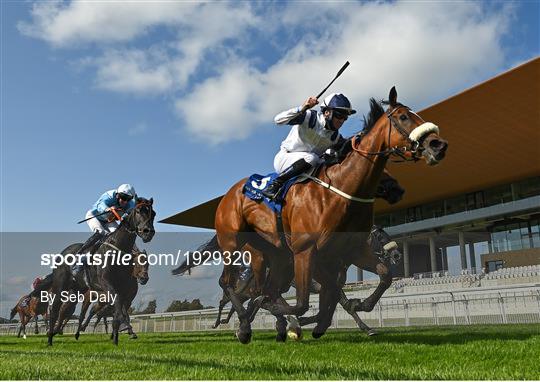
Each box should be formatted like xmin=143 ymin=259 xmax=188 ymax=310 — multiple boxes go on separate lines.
xmin=242 ymin=167 xmax=318 ymax=214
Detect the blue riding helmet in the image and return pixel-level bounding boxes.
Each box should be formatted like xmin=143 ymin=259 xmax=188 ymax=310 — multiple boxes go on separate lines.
xmin=321 ymin=93 xmax=356 ymax=115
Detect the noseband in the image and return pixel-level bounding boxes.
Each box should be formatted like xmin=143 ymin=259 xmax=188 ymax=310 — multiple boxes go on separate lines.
xmin=352 ymin=104 xmax=439 ymax=162
xmin=122 ymin=200 xmax=154 ymax=236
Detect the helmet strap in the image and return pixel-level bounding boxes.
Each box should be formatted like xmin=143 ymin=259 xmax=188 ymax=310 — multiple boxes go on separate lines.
xmin=325 ymin=110 xmax=336 ymax=131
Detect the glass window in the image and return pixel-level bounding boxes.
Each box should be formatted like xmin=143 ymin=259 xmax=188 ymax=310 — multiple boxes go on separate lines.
xmin=484 ymin=184 xmax=513 ymax=206
xmin=515 ymin=177 xmax=540 ymax=199
xmin=531 ymin=219 xmax=540 ymax=248
xmin=487 ymin=260 xmax=503 ymax=273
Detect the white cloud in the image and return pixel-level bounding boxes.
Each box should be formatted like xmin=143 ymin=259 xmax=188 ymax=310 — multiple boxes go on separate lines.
xmin=19 ymin=1 xmax=514 ymax=144
xmin=17 ymin=1 xmax=194 ymax=47
xmin=128 ymin=122 xmax=149 ymax=137
xmin=174 ymin=1 xmax=512 ymax=144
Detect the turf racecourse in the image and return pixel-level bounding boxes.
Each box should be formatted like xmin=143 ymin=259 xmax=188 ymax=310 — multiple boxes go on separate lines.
xmin=1 ymin=324 xmax=539 ymax=380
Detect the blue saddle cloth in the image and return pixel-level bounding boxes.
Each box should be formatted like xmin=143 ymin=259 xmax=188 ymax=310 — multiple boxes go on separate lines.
xmin=243 ymin=173 xmax=300 ymax=214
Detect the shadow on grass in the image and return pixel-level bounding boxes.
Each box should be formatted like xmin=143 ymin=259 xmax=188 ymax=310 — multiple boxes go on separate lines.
xmin=299 ymin=326 xmax=538 ymax=346
xmin=0 ymin=348 xmax=397 ymax=380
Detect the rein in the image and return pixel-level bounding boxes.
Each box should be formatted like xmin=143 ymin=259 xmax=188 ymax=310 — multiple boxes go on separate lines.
xmin=351 ymin=104 xmax=436 ymax=162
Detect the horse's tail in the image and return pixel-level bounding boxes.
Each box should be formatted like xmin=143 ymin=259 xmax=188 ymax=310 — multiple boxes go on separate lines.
xmin=171 ymin=235 xmax=220 ymax=276
xmin=10 ymin=304 xmax=18 ymax=321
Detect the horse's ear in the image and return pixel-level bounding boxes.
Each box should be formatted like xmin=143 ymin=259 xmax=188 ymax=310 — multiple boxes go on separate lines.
xmin=149 ymin=198 xmax=153 ymax=205
xmin=389 ymin=86 xmax=397 ymax=107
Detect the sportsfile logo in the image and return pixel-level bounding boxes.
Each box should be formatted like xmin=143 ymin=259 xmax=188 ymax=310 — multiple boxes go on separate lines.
xmin=40 ymin=249 xmax=252 ymax=269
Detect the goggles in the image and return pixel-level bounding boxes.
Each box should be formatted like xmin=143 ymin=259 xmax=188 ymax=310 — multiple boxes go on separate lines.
xmin=118 ymin=193 xmax=133 ymax=202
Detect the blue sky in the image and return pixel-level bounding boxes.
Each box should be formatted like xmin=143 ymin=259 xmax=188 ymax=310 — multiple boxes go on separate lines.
xmin=1 ymin=1 xmax=539 ymax=317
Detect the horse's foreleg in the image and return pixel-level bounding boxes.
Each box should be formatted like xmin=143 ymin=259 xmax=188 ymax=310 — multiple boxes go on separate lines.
xmin=75 ymin=299 xmax=91 ymax=340
xmin=264 ymin=247 xmax=313 ymax=317
xmin=48 ymin=295 xmax=62 ymax=346
xmin=350 ymin=254 xmax=392 ymax=313
xmin=339 ymin=289 xmax=376 ymax=335
xmin=311 ymin=267 xmax=340 ymax=339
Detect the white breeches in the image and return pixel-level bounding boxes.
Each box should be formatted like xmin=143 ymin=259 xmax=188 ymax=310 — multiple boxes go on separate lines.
xmin=273 ymin=149 xmax=321 ymax=173
xmin=85 ymin=210 xmax=119 ymax=234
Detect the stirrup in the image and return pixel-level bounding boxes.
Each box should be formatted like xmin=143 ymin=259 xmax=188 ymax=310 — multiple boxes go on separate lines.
xmin=261 ymin=183 xmax=283 ymax=199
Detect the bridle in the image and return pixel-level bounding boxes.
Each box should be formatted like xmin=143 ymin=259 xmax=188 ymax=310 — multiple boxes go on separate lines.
xmin=120 ymin=199 xmax=155 ymax=236
xmin=351 ymin=103 xmax=439 ymax=162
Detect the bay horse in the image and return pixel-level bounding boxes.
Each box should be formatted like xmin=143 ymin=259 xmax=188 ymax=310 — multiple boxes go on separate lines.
xmin=45 ymin=197 xmax=155 ymax=346
xmin=10 ymin=295 xmax=49 ymax=338
xmin=215 ymin=87 xmax=447 ymax=343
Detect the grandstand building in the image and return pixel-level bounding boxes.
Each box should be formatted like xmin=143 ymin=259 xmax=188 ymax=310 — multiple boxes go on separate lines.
xmin=162 ymin=57 xmax=540 ymax=281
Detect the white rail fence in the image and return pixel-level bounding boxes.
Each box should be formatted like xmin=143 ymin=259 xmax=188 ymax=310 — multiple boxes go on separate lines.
xmin=2 ymin=285 xmax=539 ymax=336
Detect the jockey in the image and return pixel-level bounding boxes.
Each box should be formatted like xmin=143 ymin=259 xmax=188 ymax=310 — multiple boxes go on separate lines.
xmin=72 ymin=184 xmax=137 ymax=277
xmin=29 ymin=185 xmax=138 ymax=298
xmin=261 ymin=93 xmax=356 ymax=199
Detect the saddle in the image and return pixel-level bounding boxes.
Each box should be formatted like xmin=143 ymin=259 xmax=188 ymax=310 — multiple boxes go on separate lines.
xmin=242 ymin=164 xmax=320 ymax=214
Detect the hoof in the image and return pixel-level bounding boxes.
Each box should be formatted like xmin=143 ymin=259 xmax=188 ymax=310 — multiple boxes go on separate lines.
xmin=75 ymin=332 xmax=80 ymax=340
xmin=129 ymin=334 xmax=138 ymax=340
xmin=276 ymin=332 xmax=287 ymax=342
xmin=312 ymin=331 xmax=324 ymax=339
xmin=235 ymin=330 xmax=252 ymax=344
xmin=58 ymin=330 xmax=63 ymax=335
xmin=367 ymin=329 xmax=378 ymax=336
xmin=23 ymin=334 xmax=27 ymax=340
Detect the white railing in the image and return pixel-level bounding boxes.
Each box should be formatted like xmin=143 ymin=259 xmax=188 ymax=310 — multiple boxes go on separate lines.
xmin=2 ymin=284 xmax=539 ymax=336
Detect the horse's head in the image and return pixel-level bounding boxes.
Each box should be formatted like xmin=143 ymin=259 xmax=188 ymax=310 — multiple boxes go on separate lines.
xmin=382 ymin=87 xmax=448 ymax=165
xmin=129 ymin=197 xmax=156 ymax=243
xmin=132 ymin=250 xmax=149 ymax=285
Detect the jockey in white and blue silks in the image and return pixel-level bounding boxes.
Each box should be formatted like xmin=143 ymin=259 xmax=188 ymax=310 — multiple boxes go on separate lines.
xmin=261 ymin=93 xmax=356 ymax=199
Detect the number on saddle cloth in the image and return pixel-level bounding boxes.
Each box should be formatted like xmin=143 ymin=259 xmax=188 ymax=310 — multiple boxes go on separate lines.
xmin=242 ymin=172 xmax=303 ymax=214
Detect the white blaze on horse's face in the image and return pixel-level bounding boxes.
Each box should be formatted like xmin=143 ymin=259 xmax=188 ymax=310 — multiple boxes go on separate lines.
xmin=386 ymin=87 xmax=448 ymax=166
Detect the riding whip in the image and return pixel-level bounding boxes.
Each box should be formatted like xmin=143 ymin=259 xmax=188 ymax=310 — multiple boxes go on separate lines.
xmin=76 ymin=208 xmax=124 ymax=224
xmin=316 ymin=61 xmax=350 ymax=100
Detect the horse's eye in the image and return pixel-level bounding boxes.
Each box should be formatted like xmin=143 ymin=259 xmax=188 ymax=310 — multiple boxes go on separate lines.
xmin=399 ymin=114 xmax=408 ymax=121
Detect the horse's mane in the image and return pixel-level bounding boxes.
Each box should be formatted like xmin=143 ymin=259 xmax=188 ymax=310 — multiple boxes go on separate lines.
xmin=330 ymin=98 xmax=385 ymax=162
xmin=362 ymin=98 xmax=385 ymax=134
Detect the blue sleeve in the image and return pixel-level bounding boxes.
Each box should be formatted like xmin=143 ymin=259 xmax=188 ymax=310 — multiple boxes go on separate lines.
xmin=95 ymin=193 xmax=113 ymax=214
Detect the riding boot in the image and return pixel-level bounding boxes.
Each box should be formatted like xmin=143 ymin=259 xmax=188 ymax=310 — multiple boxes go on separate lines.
xmin=71 ymin=232 xmax=103 ymax=291
xmin=78 ymin=231 xmax=104 ymax=255
xmin=261 ymin=159 xmax=312 ymax=199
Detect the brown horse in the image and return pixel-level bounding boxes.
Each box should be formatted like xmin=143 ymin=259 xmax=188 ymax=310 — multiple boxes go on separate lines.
xmin=214 ymin=87 xmax=448 ymax=343
xmin=10 ymin=295 xmax=49 ymax=338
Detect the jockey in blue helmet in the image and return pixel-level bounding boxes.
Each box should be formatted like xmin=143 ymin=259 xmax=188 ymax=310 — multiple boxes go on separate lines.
xmin=262 ymin=93 xmax=356 ymax=199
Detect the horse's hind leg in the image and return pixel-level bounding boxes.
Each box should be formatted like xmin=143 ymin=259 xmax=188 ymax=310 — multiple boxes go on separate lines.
xmin=82 ymin=305 xmax=98 ymax=332
xmin=34 ymin=315 xmax=39 ymax=334
xmin=213 ymin=296 xmax=229 ymax=328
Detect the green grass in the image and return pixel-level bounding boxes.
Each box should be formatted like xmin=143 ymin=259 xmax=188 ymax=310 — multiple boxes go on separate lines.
xmin=1 ymin=324 xmax=539 ymax=380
